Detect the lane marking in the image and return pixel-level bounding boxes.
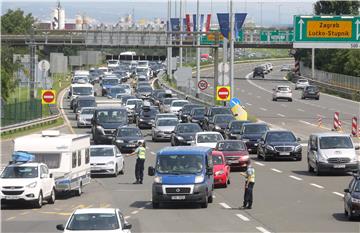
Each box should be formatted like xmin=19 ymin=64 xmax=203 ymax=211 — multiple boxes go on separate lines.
xmin=246 ymin=103 xmax=252 ymax=106
xmin=124 ymin=215 xmax=131 ymax=219
xmin=131 ymin=210 xmax=139 ymax=215
xmin=256 ymin=96 xmax=261 ymax=98
xmin=256 ymin=226 xmax=271 ymax=233
xmin=212 ymin=195 xmax=216 ymax=199
xmin=219 ymin=202 xmax=231 ymax=209
xmin=332 ymin=192 xmax=344 ymax=197
xmin=19 ymin=212 xmax=29 ymax=216
xmin=271 ymin=168 xmax=282 ymax=173
xmin=151 ymin=151 xmax=156 ymax=155
xmin=299 ymin=120 xmax=331 ymax=130
xmin=277 ymin=113 xmax=285 ymax=118
xmin=139 ymin=207 xmax=145 ymax=210
xmin=236 ymin=214 xmax=250 ymax=221
xmin=310 ymin=183 xmax=324 ymax=189
xmin=260 ymin=107 xmax=267 ymax=111
xmin=254 ymin=162 xmax=265 ymax=167
xmin=40 ymin=211 xmax=72 ymax=216
xmin=6 ymin=217 xmax=16 ymax=221
xmin=100 ymin=204 xmax=111 ymax=208
xmin=289 ymin=175 xmax=302 ymax=181
xmin=297 ymin=108 xmax=304 ymax=112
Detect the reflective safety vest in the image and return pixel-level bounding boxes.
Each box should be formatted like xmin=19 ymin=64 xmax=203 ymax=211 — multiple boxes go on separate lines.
xmin=246 ymin=167 xmax=255 ymax=183
xmin=137 ymin=146 xmax=146 ymax=160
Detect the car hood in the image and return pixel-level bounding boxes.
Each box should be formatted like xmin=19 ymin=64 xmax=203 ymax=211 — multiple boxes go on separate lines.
xmin=196 ymin=142 xmax=217 ymax=149
xmin=221 ymin=151 xmax=249 ymax=157
xmin=161 ymin=174 xmax=198 ymax=185
xmin=103 ymin=84 xmax=116 ymax=89
xmin=321 ymin=149 xmax=356 ymax=159
xmin=177 ymin=133 xmax=196 ymax=140
xmin=79 ymin=114 xmax=93 ymax=119
xmin=213 ymin=164 xmax=226 ymax=173
xmin=90 ymin=156 xmax=114 ymax=164
xmin=115 ymin=136 xmax=142 ymax=142
xmin=242 ymin=133 xmax=264 ymax=140
xmin=157 ymin=126 xmax=176 ymax=132
xmin=268 ymin=142 xmax=299 ymax=147
xmin=0 ymin=178 xmax=39 ymax=187
xmin=170 ymin=106 xmax=182 ymax=111
xmin=100 ymin=122 xmax=127 ymax=129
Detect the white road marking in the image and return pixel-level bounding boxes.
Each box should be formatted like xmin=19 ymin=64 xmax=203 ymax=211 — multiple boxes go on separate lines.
xmin=236 ymin=214 xmax=250 ymax=221
xmin=257 ymin=96 xmax=261 ymax=98
xmin=254 ymin=162 xmax=265 ymax=167
xmin=260 ymin=107 xmax=267 ymax=111
xmin=124 ymin=216 xmax=131 ymax=219
xmin=256 ymin=226 xmax=271 ymax=233
xmin=281 ymin=122 xmax=285 ymax=126
xmin=332 ymin=192 xmax=344 ymax=197
xmin=297 ymin=108 xmax=304 ymax=112
xmin=6 ymin=217 xmax=16 ymax=221
xmin=219 ymin=202 xmax=232 ymax=209
xmin=271 ymin=168 xmax=282 ymax=173
xmin=277 ymin=113 xmax=285 ymax=117
xmin=281 ymin=104 xmax=287 ymax=107
xmin=310 ymin=183 xmax=324 ymax=189
xmin=212 ymin=195 xmax=216 ymax=198
xmin=246 ymin=102 xmax=252 ymax=106
xmin=131 ymin=210 xmax=139 ymax=215
xmin=289 ymin=175 xmax=302 ymax=181
xmin=139 ymin=207 xmax=145 ymax=210
xmin=299 ymin=120 xmax=331 ymax=130
xmin=150 ymin=151 xmax=156 ymax=155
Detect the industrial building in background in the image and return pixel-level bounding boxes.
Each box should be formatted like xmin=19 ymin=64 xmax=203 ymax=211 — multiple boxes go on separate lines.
xmin=51 ymin=1 xmax=65 ymax=30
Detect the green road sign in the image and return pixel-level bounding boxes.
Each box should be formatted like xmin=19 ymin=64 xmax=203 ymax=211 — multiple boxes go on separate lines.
xmin=260 ymin=30 xmax=294 ymax=42
xmin=294 ymin=15 xmax=360 ymax=48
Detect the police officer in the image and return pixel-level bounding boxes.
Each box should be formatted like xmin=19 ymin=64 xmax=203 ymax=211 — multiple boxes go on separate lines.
xmin=241 ymin=161 xmax=255 ymax=209
xmin=129 ymin=141 xmax=146 ymax=184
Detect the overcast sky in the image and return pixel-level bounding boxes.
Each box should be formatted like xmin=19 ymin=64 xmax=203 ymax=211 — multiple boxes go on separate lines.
xmin=2 ymin=0 xmax=316 ymax=26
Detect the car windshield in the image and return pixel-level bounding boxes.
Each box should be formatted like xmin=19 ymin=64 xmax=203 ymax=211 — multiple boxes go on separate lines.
xmin=157 ymin=119 xmax=178 ymax=126
xmin=244 ymin=125 xmax=268 ymax=134
xmin=1 ymin=166 xmax=38 ymax=178
xmin=66 ymin=213 xmax=119 ymax=231
xmin=78 ymin=100 xmax=96 ymax=107
xmin=127 ymin=100 xmax=142 ymax=105
xmin=212 ymin=155 xmax=224 ymax=165
xmin=90 ymin=147 xmax=114 ymax=157
xmin=277 ymin=87 xmax=290 ymax=92
xmin=141 ymin=109 xmax=159 ymax=117
xmin=156 ymin=155 xmax=203 ymax=174
xmin=164 ymin=98 xmax=177 ymax=105
xmin=182 ymin=105 xmax=196 ymax=114
xmin=117 ymin=128 xmax=142 ymax=137
xmin=108 ymin=60 xmax=118 ymax=64
xmin=197 ymin=134 xmax=223 ymax=143
xmin=96 ymin=109 xmax=127 ymax=123
xmin=211 ymin=108 xmax=232 ymax=116
xmin=230 ymin=121 xmax=249 ymax=131
xmin=138 ymin=87 xmax=152 ymax=93
xmin=354 ymin=181 xmax=360 ymax=192
xmin=214 ymin=115 xmax=233 ymax=124
xmin=267 ymin=132 xmax=296 ymax=143
xmin=193 ymin=108 xmax=205 ymax=115
xmin=102 ymin=79 xmax=118 ymax=85
xmin=177 ymin=124 xmax=202 ymax=133
xmin=109 ymin=88 xmax=126 ymax=94
xmin=306 ymin=86 xmax=319 ymax=92
xmin=73 ymin=87 xmax=92 ymax=95
xmin=217 ymin=141 xmax=246 ymax=151
xmin=319 ymin=136 xmax=353 ymax=149
xmin=172 ymin=101 xmax=188 ymax=107
xmin=298 ymin=79 xmax=308 ymax=83
xmin=81 ymin=108 xmax=95 ymax=114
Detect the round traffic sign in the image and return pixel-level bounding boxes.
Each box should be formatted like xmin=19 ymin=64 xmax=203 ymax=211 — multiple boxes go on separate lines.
xmin=218 ymin=87 xmax=229 ymax=100
xmin=42 ymin=90 xmax=55 ymax=103
xmin=38 ymin=60 xmax=50 ymax=72
xmin=198 ymin=80 xmax=208 ymax=91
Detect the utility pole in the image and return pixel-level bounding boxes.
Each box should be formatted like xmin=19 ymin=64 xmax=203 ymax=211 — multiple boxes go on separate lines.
xmin=230 ymin=0 xmax=234 ymax=99
xmin=179 ymin=0 xmax=183 ymax=67
xmin=196 ymin=0 xmax=200 ymax=97
xmin=167 ymin=0 xmax=172 ymax=80
xmin=29 ymin=26 xmax=36 ymax=99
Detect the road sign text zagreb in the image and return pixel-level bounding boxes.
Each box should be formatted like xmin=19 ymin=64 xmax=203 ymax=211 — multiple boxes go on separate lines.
xmin=307 ymin=21 xmax=352 ymax=38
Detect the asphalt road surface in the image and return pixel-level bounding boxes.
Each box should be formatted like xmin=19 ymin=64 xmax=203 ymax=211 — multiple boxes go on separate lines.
xmin=1 ymin=60 xmax=360 ymax=233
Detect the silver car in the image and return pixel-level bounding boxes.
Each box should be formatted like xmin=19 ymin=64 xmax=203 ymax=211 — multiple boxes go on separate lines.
xmin=152 ymin=118 xmax=179 ymax=142
xmin=77 ymin=107 xmax=95 ymax=127
xmin=272 ymin=85 xmax=292 ymax=102
xmin=295 ymin=79 xmax=309 ymax=90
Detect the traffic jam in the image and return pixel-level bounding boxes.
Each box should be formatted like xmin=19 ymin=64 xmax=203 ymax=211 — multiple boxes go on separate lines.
xmin=1 ymin=58 xmax=360 ymax=233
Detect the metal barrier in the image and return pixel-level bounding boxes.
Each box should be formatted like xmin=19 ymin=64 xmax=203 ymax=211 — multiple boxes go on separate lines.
xmin=1 ymin=99 xmax=43 ymax=127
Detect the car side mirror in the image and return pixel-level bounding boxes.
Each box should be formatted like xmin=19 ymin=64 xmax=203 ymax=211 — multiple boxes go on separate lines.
xmin=94 ymin=92 xmax=97 ymax=96
xmin=148 ymin=166 xmax=155 ymax=176
xmin=344 ymin=188 xmax=349 ymax=193
xmin=49 ymin=173 xmax=53 ymax=178
xmin=297 ymin=137 xmax=301 ymax=142
xmin=56 ymin=224 xmax=65 ymax=231
xmin=40 ymin=174 xmax=47 ymax=179
xmin=123 ymin=223 xmax=132 ymax=230
xmin=206 ymin=167 xmax=213 ymax=175
xmin=116 ymin=153 xmax=122 ymax=157
xmin=355 ymin=146 xmax=360 ymax=150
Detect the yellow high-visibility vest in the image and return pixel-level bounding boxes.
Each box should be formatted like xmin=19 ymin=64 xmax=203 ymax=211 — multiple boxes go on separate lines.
xmin=137 ymin=146 xmax=146 ymax=159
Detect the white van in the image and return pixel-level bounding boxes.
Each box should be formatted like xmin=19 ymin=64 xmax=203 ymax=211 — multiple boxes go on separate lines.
xmin=307 ymin=132 xmax=359 ymax=175
xmin=69 ymin=83 xmax=95 ymax=99
xmin=74 ymin=70 xmax=90 ymax=76
xmin=13 ymin=130 xmax=91 ymax=195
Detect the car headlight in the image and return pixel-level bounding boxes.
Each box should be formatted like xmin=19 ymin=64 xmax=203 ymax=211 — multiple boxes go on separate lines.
xmin=215 ymin=170 xmax=224 ymax=176
xmin=351 ymin=197 xmax=360 ymax=204
xmin=266 ymin=145 xmax=274 ymax=151
xmin=352 ymin=156 xmax=358 ymax=162
xmin=139 ymin=118 xmax=144 ymax=122
xmin=195 ymin=174 xmax=205 ymax=183
xmin=96 ymin=126 xmax=105 ymax=134
xmin=138 ymin=139 xmax=145 ymax=143
xmin=241 ymin=155 xmax=250 ymax=161
xmin=317 ymin=153 xmax=328 ymax=163
xmin=26 ymin=181 xmax=37 ymax=188
xmin=192 ymin=119 xmax=199 ymax=122
xmin=154 ymin=176 xmax=162 ymax=184
xmin=116 ymin=139 xmax=124 ymax=143
xmin=215 ymin=125 xmax=221 ymax=130
xmin=106 ymin=161 xmax=115 ymax=165
xmin=177 ymin=136 xmax=184 ymax=141
xmin=295 ymin=145 xmax=302 ymax=151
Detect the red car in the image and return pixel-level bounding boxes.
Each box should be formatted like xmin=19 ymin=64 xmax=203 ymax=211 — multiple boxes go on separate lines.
xmin=212 ymin=153 xmax=231 ymax=187
xmin=213 ymin=140 xmax=250 ymax=171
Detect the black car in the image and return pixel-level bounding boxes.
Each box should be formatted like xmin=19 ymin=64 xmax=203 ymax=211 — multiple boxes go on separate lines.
xmin=150 ymin=89 xmax=165 ymax=104
xmin=136 ymin=106 xmax=159 ymax=129
xmin=253 ymin=66 xmax=265 ymax=78
xmin=203 ymin=107 xmax=233 ymax=131
xmin=208 ymin=114 xmax=235 ymax=135
xmin=156 ymin=91 xmax=173 ymax=106
xmin=225 ymin=120 xmax=251 ymax=139
xmin=239 ymin=123 xmax=269 ymax=153
xmin=136 ymin=86 xmax=153 ymax=100
xmin=301 ymin=85 xmax=320 ymax=100
xmin=92 ymin=107 xmax=128 ymax=144
xmin=188 ymin=107 xmax=206 ymax=126
xmin=257 ymin=130 xmax=302 ymax=161
xmin=73 ymin=96 xmax=97 ymax=114
xmin=113 ymin=126 xmax=144 ymax=153
xmin=344 ymin=174 xmax=360 ymax=220
xmin=179 ymin=104 xmax=202 ymax=123
xmin=170 ymin=123 xmax=203 ymax=146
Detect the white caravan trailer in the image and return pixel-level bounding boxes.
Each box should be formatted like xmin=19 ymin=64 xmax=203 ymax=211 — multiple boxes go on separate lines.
xmin=13 ymin=130 xmax=91 ymax=196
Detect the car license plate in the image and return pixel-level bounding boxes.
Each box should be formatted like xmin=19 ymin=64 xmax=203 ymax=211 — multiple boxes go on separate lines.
xmin=333 ymin=164 xmax=346 ymax=168
xmin=92 ymin=167 xmax=102 ymax=171
xmin=280 ymin=152 xmax=290 ymax=156
xmin=171 ymin=195 xmax=185 ymax=200
xmin=254 ymin=143 xmax=258 ymax=146
xmin=5 ymin=196 xmax=19 ymax=200
xmin=228 ymin=160 xmax=237 ymax=164
xmin=128 ymin=144 xmax=136 ymax=147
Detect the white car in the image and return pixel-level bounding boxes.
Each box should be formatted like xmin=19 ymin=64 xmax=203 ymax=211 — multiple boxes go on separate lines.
xmin=169 ymin=100 xmax=189 ymax=115
xmin=0 ymin=160 xmax=56 ymax=208
xmin=107 ymin=60 xmax=120 ymax=69
xmin=280 ymin=64 xmax=292 ymax=71
xmin=90 ymin=145 xmax=124 ymax=177
xmin=194 ymin=132 xmax=224 ymax=149
xmin=77 ymin=107 xmax=95 ymax=128
xmin=126 ymin=99 xmax=143 ymax=111
xmin=56 ymin=208 xmax=132 ymax=232
xmin=266 ymin=63 xmax=273 ymax=71
xmin=272 ymin=85 xmax=293 ymax=102
xmin=295 ymin=79 xmax=309 ymax=90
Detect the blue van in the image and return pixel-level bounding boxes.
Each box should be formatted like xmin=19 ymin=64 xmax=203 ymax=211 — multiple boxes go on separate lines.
xmin=148 ymin=146 xmax=214 ymax=208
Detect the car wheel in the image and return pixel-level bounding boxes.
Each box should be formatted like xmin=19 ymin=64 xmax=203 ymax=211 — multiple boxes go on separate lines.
xmin=113 ymin=165 xmax=118 ymax=177
xmin=296 ymin=156 xmax=302 ymax=161
xmin=257 ymin=151 xmax=262 ymax=159
xmin=227 ymin=178 xmax=231 ymax=185
xmin=201 ymin=196 xmax=208 ymax=208
xmin=34 ymin=191 xmax=43 ymax=208
xmin=208 ymin=193 xmax=213 ymax=203
xmin=152 ymin=135 xmax=157 ymax=142
xmin=295 ymin=87 xmax=298 ymax=90
xmin=119 ymin=162 xmax=125 ymax=175
xmin=274 ymin=98 xmax=277 ymax=101
xmin=316 ymin=96 xmax=320 ymax=100
xmin=263 ymin=154 xmax=269 ymax=161
xmin=75 ymin=182 xmax=82 ymax=196
xmin=152 ymin=201 xmax=160 ymax=209
xmin=289 ymin=98 xmax=293 ymax=102
xmin=48 ymin=188 xmax=56 ymax=204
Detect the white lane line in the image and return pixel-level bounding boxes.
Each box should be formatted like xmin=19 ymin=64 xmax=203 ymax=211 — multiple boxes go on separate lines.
xmin=310 ymin=183 xmax=324 ymax=189
xmin=281 ymin=104 xmax=287 ymax=107
xmin=219 ymin=202 xmax=232 ymax=209
xmin=6 ymin=217 xmax=16 ymax=221
xmin=332 ymin=192 xmax=344 ymax=197
xmin=257 ymin=95 xmax=261 ymax=98
xmin=271 ymin=168 xmax=282 ymax=173
xmin=299 ymin=120 xmax=331 ymax=130
xmin=260 ymin=107 xmax=267 ymax=111
xmin=297 ymin=108 xmax=304 ymax=112
xmin=277 ymin=113 xmax=285 ymax=118
xmin=289 ymin=175 xmax=302 ymax=181
xmin=139 ymin=207 xmax=145 ymax=210
xmin=246 ymin=102 xmax=252 ymax=106
xmin=131 ymin=210 xmax=139 ymax=215
xmin=254 ymin=162 xmax=265 ymax=167
xmin=256 ymin=226 xmax=271 ymax=233
xmin=150 ymin=151 xmax=156 ymax=155
xmin=124 ymin=216 xmax=131 ymax=219
xmin=236 ymin=214 xmax=250 ymax=221
xmin=248 ymin=92 xmax=253 ymax=96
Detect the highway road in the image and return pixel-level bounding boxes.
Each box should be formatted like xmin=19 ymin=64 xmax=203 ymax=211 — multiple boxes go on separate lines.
xmin=1 ymin=60 xmax=360 ymax=232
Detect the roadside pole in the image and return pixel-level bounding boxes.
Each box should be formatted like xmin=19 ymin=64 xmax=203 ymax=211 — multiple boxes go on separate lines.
xmin=311 ymin=48 xmax=315 ymax=79
xmin=213 ymin=32 xmax=219 ymax=105
xmin=229 ymin=0 xmax=234 ymax=99
xmin=196 ymin=0 xmax=200 ymax=97
xmin=167 ymin=0 xmax=172 ymax=80
xmin=179 ymin=0 xmax=183 ymax=68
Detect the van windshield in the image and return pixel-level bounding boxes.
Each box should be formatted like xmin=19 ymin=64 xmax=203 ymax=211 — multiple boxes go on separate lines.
xmin=96 ymin=109 xmax=127 ymax=123
xmin=73 ymin=87 xmax=92 ymax=95
xmin=156 ymin=155 xmax=203 ymax=174
xmin=1 ymin=166 xmax=38 ymax=178
xmin=319 ymin=136 xmax=353 ymax=149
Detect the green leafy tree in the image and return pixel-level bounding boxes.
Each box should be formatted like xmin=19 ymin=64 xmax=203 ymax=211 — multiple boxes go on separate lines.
xmin=1 ymin=46 xmax=19 ymax=101
xmin=1 ymin=9 xmax=35 ymax=34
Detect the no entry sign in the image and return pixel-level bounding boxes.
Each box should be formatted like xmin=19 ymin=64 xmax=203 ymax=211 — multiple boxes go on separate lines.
xmin=198 ymin=80 xmax=208 ymax=91
xmin=216 ymin=86 xmax=231 ymax=101
xmin=42 ymin=90 xmax=56 ymax=104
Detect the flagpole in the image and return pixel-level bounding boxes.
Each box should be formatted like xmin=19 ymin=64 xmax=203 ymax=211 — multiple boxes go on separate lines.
xmin=196 ymin=0 xmax=200 ymax=97
xmin=179 ymin=0 xmax=183 ymax=67
xmin=230 ymin=0 xmax=234 ymax=100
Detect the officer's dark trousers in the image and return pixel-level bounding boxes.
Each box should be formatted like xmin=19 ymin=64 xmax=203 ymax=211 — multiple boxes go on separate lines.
xmin=243 ymin=182 xmax=255 ymax=208
xmin=135 ymin=158 xmax=145 ymax=182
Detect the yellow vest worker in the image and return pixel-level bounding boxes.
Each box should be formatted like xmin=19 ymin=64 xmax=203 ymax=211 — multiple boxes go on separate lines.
xmin=241 ymin=164 xmax=255 ymax=209
xmin=129 ymin=142 xmax=146 ymax=184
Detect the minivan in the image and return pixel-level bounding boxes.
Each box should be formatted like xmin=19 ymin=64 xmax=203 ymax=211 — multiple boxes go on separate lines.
xmin=148 ymin=146 xmax=214 ymax=209
xmin=307 ymin=132 xmax=359 ymax=175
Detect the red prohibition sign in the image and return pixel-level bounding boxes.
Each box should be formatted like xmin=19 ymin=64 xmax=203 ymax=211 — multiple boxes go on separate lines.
xmin=198 ymin=80 xmax=208 ymax=90
xmin=218 ymin=87 xmax=229 ymax=99
xmin=42 ymin=91 xmax=55 ymax=103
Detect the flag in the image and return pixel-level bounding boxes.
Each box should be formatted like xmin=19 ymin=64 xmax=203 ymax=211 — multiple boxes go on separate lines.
xmin=193 ymin=14 xmax=197 ymax=32
xmin=170 ymin=18 xmax=180 ymax=31
xmin=235 ymin=13 xmax=247 ymax=40
xmin=185 ymin=14 xmax=191 ymax=32
xmin=200 ymin=14 xmax=205 ymax=32
xmin=217 ymin=13 xmax=229 ymax=39
xmin=205 ymin=14 xmax=211 ymax=32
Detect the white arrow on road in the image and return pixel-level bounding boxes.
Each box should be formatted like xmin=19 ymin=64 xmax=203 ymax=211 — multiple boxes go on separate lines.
xmin=298 ymin=19 xmax=304 ymax=40
xmin=356 ymin=19 xmax=360 ymax=40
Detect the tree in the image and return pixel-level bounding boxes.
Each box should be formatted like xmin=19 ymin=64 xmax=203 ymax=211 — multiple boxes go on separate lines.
xmin=1 ymin=46 xmax=19 ymax=101
xmin=1 ymin=9 xmax=35 ymax=34
xmin=314 ymin=1 xmax=360 ymax=15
